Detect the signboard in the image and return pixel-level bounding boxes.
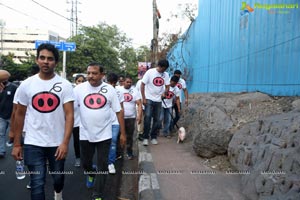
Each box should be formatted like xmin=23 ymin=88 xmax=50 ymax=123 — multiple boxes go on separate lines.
xmin=35 ymin=40 xmax=76 ymax=52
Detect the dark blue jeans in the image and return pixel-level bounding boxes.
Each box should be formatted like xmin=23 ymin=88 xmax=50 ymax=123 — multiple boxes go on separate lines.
xmin=143 ymin=99 xmax=162 ymax=140
xmin=24 ymin=145 xmax=65 ymax=200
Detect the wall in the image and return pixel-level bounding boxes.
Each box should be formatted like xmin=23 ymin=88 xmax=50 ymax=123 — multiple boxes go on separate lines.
xmin=167 ymin=0 xmax=300 ymax=96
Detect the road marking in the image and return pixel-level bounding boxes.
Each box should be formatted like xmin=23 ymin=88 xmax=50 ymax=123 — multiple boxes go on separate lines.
xmin=150 ymin=173 xmax=160 ymax=190
xmin=139 ymin=173 xmax=160 ymax=193
xmin=139 ymin=173 xmax=151 ymax=192
xmin=139 ymin=152 xmax=153 ymax=163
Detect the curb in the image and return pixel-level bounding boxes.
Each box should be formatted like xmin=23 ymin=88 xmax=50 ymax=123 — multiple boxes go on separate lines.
xmin=138 ymin=142 xmax=163 ymax=200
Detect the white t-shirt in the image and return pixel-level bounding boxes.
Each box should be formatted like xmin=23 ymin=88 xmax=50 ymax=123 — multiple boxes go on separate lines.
xmin=119 ymin=86 xmax=141 ymax=119
xmin=111 ymin=86 xmax=124 ymax=125
xmin=74 ymin=82 xmax=121 ymax=142
xmin=17 ymin=74 xmax=74 ymax=147
xmin=176 ymin=78 xmax=187 ymax=103
xmin=162 ymin=85 xmax=180 ymax=108
xmin=142 ymin=68 xmax=170 ymax=102
xmin=73 ymin=86 xmax=81 ymax=127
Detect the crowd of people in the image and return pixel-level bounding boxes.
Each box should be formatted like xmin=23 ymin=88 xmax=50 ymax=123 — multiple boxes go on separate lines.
xmin=0 ymin=43 xmax=188 ymax=200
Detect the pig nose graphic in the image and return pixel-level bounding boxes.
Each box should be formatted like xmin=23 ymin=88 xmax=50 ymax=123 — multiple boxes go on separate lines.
xmin=32 ymin=92 xmax=60 ymax=113
xmin=124 ymin=93 xmax=133 ymax=102
xmin=153 ymin=77 xmax=164 ymax=86
xmin=176 ymin=83 xmax=182 ymax=89
xmin=84 ymin=93 xmax=107 ymax=109
xmin=166 ymin=91 xmax=174 ymax=99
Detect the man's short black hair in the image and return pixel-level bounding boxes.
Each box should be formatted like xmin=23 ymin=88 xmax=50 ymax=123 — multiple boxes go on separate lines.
xmin=174 ymin=70 xmax=182 ymax=75
xmin=158 ymin=59 xmax=169 ymax=69
xmin=107 ymin=73 xmax=119 ymax=84
xmin=37 ymin=43 xmax=59 ymax=63
xmin=170 ymin=75 xmax=180 ymax=83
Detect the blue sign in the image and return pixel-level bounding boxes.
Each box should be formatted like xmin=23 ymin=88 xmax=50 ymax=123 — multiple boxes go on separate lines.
xmin=62 ymin=42 xmax=76 ymax=52
xmin=35 ymin=40 xmax=76 ymax=52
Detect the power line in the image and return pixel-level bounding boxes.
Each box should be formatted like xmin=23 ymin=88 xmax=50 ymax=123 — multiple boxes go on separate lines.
xmin=0 ymin=2 xmax=69 ymax=32
xmin=31 ymin=0 xmax=73 ymax=23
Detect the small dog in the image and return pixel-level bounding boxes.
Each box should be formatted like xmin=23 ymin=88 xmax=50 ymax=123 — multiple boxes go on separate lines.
xmin=177 ymin=127 xmax=186 ymax=143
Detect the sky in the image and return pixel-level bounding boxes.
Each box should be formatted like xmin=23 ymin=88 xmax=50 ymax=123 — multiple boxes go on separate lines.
xmin=0 ymin=0 xmax=198 ymax=47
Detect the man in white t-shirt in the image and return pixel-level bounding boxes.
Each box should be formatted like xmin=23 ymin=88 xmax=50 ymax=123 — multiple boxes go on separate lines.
xmin=141 ymin=59 xmax=170 ymax=146
xmin=161 ymin=75 xmax=181 ymax=137
xmin=119 ymin=76 xmax=142 ymax=159
xmin=11 ymin=43 xmax=74 ymax=200
xmin=73 ymin=63 xmax=126 ymax=200
xmin=171 ymin=70 xmax=189 ymax=130
xmin=135 ymin=78 xmax=144 ymax=141
xmin=107 ymin=73 xmax=125 ymax=174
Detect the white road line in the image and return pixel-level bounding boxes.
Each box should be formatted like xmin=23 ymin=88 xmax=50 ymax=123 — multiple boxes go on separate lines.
xmin=139 ymin=173 xmax=151 ymax=193
xmin=139 ymin=152 xmax=153 ymax=163
xmin=139 ymin=173 xmax=160 ymax=193
xmin=150 ymin=173 xmax=160 ymax=190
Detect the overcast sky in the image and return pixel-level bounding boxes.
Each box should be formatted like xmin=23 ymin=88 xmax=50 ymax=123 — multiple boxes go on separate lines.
xmin=0 ymin=0 xmax=198 ymax=47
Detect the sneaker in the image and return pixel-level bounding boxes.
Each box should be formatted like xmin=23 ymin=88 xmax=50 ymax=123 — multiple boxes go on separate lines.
xmin=74 ymin=158 xmax=80 ymax=167
xmin=143 ymin=139 xmax=149 ymax=146
xmin=138 ymin=134 xmax=144 ymax=141
xmin=108 ymin=164 xmax=116 ymax=174
xmin=6 ymin=140 xmax=13 ymax=147
xmin=127 ymin=154 xmax=134 ymax=160
xmin=86 ymin=175 xmax=95 ymax=188
xmin=116 ymin=155 xmax=123 ymax=160
xmin=151 ymin=139 xmax=158 ymax=145
xmin=54 ymin=191 xmax=63 ymax=200
xmin=26 ymin=181 xmax=31 ymax=189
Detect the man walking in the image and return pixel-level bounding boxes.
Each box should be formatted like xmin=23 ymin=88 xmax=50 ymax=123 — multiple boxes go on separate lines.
xmin=74 ymin=63 xmax=126 ymax=200
xmin=0 ymin=70 xmax=18 ymax=158
xmin=119 ymin=76 xmax=142 ymax=158
xmin=11 ymin=43 xmax=74 ymax=200
xmin=141 ymin=59 xmax=170 ymax=145
xmin=171 ymin=70 xmax=188 ymax=130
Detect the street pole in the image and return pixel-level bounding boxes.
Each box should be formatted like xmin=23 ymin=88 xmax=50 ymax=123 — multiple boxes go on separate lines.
xmin=62 ymin=51 xmax=66 ymax=79
xmin=151 ymin=0 xmax=158 ymax=68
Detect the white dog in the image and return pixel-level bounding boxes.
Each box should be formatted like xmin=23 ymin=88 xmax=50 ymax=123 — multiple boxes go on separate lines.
xmin=177 ymin=127 xmax=186 ymax=143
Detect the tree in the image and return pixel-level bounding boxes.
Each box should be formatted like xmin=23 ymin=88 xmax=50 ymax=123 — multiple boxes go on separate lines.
xmin=65 ymin=23 xmax=133 ymax=80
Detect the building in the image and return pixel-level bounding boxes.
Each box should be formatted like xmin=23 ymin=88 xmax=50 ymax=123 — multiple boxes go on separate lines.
xmin=0 ymin=28 xmax=65 ymax=63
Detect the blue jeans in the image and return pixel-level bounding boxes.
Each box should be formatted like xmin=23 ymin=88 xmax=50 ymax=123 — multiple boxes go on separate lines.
xmin=0 ymin=117 xmax=10 ymax=154
xmin=108 ymin=124 xmax=120 ymax=164
xmin=161 ymin=107 xmax=172 ymax=136
xmin=143 ymin=99 xmax=162 ymax=140
xmin=24 ymin=145 xmax=65 ymax=200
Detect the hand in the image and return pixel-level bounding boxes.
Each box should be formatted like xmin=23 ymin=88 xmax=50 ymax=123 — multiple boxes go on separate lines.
xmin=119 ymin=132 xmax=127 ymax=148
xmin=185 ymin=99 xmax=188 ymax=106
xmin=136 ymin=116 xmax=141 ymax=124
xmin=142 ymin=99 xmax=147 ymax=106
xmin=54 ymin=143 xmax=68 ymax=160
xmin=11 ymin=146 xmax=23 ymax=161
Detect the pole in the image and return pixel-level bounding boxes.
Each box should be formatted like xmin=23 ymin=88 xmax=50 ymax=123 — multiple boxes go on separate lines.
xmin=151 ymin=0 xmax=158 ymax=68
xmin=62 ymin=51 xmax=66 ymax=79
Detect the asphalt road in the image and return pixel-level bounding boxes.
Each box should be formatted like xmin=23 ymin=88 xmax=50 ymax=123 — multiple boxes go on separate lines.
xmin=0 ymin=137 xmax=128 ymax=200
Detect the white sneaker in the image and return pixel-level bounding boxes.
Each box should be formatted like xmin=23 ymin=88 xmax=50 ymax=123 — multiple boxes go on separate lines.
xmin=143 ymin=139 xmax=149 ymax=146
xmin=108 ymin=164 xmax=116 ymax=174
xmin=54 ymin=191 xmax=63 ymax=200
xmin=151 ymin=139 xmax=158 ymax=145
xmin=74 ymin=158 xmax=80 ymax=167
xmin=6 ymin=141 xmax=13 ymax=147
